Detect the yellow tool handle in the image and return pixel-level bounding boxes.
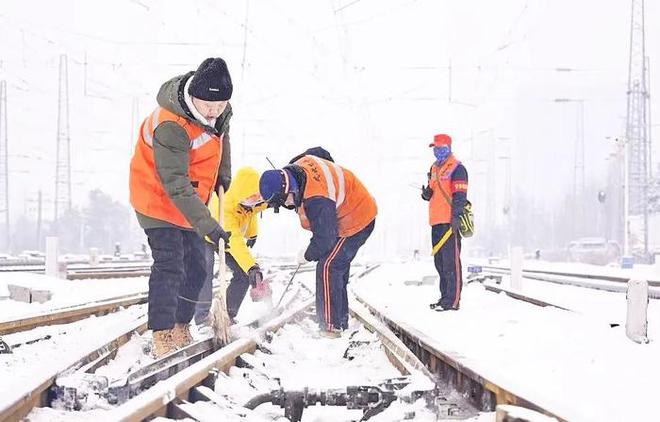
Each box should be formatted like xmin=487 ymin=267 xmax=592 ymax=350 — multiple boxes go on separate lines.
xmin=431 ymin=227 xmax=453 ymax=256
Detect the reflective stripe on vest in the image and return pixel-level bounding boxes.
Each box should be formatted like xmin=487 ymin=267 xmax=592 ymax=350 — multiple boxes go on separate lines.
xmin=307 ymin=155 xmax=346 ymax=208
xmin=129 ymin=106 xmax=223 ymax=229
xmin=142 ymin=107 xmax=220 ymax=149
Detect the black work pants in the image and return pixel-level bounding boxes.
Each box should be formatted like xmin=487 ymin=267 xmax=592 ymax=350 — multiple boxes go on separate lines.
xmin=145 ymin=227 xmax=207 ymax=331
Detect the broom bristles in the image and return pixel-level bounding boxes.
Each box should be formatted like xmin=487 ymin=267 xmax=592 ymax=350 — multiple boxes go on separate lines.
xmin=210 ymin=291 xmax=231 ymax=346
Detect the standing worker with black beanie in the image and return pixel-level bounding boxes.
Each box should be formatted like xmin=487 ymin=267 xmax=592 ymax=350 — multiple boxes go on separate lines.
xmin=129 ymin=57 xmax=234 ymax=358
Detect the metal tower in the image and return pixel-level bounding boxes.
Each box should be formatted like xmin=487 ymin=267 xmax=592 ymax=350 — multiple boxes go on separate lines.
xmin=54 ymin=54 xmax=72 ymax=224
xmin=0 ymin=81 xmax=8 ymax=250
xmin=625 ymin=0 xmax=651 ymax=255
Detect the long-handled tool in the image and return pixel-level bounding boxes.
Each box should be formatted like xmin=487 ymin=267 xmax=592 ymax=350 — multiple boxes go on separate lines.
xmin=210 ymin=187 xmax=232 ymax=347
xmin=276 ymin=264 xmax=302 ymax=308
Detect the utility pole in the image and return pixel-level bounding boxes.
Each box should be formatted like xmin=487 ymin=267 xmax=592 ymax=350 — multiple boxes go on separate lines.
xmin=0 ymin=81 xmax=8 ymax=251
xmin=625 ymin=0 xmax=650 ymax=258
xmin=555 ymin=98 xmax=586 ymax=237
xmin=36 ymin=190 xmax=42 ymax=250
xmin=54 ymin=54 xmax=72 ymax=230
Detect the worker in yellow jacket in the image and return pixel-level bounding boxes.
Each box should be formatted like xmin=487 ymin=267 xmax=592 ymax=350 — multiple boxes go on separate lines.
xmin=195 ymin=167 xmax=270 ymax=324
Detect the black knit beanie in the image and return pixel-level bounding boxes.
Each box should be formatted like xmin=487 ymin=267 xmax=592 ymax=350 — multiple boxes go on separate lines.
xmin=188 ymin=57 xmax=233 ymax=101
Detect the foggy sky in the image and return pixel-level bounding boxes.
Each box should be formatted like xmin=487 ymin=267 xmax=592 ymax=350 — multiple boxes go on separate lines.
xmin=0 ymin=0 xmax=657 ymax=256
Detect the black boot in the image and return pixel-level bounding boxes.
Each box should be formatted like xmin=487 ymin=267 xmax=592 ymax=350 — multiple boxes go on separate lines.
xmin=429 ymin=299 xmax=443 ymax=310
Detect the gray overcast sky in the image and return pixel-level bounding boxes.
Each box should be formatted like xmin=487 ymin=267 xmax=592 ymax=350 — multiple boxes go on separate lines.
xmin=0 ymin=0 xmax=657 ymax=255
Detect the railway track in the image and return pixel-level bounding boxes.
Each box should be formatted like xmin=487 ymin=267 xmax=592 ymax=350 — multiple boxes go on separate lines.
xmin=1 ymin=264 xmax=568 ymax=421
xmin=0 ymin=292 xmax=148 ymax=336
xmin=474 ymin=263 xmax=660 ymax=299
xmin=0 ymin=264 xmax=317 ymax=338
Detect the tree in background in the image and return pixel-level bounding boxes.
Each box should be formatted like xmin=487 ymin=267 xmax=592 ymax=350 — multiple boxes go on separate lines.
xmin=8 ymin=189 xmax=137 ymax=255
xmin=83 ymin=189 xmax=131 ymax=254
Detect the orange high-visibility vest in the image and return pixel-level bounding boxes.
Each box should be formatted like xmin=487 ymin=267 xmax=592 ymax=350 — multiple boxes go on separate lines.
xmin=129 ymin=107 xmax=222 ymax=228
xmin=294 ymin=156 xmax=377 ymax=237
xmin=429 ymin=155 xmax=459 ymax=226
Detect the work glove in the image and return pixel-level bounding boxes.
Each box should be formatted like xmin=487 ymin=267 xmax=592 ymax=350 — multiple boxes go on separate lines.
xmin=217 ymin=175 xmax=232 ymax=193
xmin=297 ymin=248 xmax=309 ymax=265
xmin=246 ymin=236 xmax=257 ymax=248
xmin=206 ymin=225 xmax=231 ymax=252
xmin=247 ymin=265 xmax=263 ymax=288
xmin=421 ymin=185 xmax=433 ymax=201
xmin=450 ymin=217 xmax=461 ymax=234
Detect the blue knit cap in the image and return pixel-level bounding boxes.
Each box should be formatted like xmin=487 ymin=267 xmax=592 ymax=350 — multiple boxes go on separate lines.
xmin=259 ymin=169 xmax=298 ymax=205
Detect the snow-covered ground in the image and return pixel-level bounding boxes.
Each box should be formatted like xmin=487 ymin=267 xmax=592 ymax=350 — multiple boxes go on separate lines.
xmin=0 ymin=304 xmax=147 ymax=415
xmin=4 ymin=258 xmax=656 ymax=421
xmin=0 ymin=272 xmax=148 ymax=319
xmin=351 ymin=259 xmax=660 ymax=422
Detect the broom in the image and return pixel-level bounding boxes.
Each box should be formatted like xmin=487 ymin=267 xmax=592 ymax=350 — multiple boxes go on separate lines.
xmin=209 ymin=186 xmax=232 ymax=346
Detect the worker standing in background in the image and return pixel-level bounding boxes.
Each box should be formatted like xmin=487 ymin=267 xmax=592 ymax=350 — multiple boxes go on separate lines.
xmin=421 ymin=134 xmax=469 ymax=311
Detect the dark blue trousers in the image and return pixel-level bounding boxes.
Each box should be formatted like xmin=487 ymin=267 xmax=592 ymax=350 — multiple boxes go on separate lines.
xmin=316 ymin=219 xmax=375 ymax=331
xmin=432 ymin=224 xmax=463 ymax=309
xmin=145 ymin=227 xmax=207 ymax=331
xmin=194 ymin=246 xmax=250 ymax=323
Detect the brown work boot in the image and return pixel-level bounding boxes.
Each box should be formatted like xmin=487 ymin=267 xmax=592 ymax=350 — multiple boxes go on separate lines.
xmin=152 ymin=329 xmax=177 ymax=358
xmin=172 ymin=323 xmax=193 ymax=349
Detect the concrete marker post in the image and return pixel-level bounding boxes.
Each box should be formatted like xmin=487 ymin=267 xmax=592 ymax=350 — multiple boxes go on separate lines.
xmin=626 ymin=278 xmax=649 ymax=344
xmin=45 ymin=237 xmax=59 ymax=279
xmin=510 ymin=246 xmax=523 ymax=291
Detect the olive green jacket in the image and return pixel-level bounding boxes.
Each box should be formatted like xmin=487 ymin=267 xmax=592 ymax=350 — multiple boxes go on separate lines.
xmin=135 ymin=72 xmax=232 ymax=236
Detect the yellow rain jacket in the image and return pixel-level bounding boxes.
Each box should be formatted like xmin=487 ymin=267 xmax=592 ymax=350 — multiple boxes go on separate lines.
xmin=208 ymin=167 xmax=267 ymax=274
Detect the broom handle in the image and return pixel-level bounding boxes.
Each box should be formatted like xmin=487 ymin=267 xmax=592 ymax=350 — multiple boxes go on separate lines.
xmin=217 ymin=187 xmax=226 ymax=288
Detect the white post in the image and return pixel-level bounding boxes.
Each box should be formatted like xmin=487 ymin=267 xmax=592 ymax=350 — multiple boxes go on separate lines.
xmin=45 ymin=236 xmax=59 ymax=278
xmin=510 ymin=246 xmax=523 ymax=290
xmin=89 ymin=247 xmax=99 ymax=266
xmin=626 ymin=279 xmax=649 ymax=344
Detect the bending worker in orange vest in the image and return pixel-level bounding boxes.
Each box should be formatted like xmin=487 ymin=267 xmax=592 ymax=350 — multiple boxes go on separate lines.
xmin=259 ymin=147 xmax=377 ymax=338
xmin=129 ymin=57 xmax=232 ymax=357
xmin=421 ymin=134 xmax=469 ymax=311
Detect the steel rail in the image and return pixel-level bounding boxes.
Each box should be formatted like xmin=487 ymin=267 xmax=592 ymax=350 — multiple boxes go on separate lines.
xmin=0 ymin=293 xmax=148 ymax=335
xmin=351 ymin=291 xmax=568 ymax=422
xmin=111 ymin=298 xmax=315 ymax=421
xmin=479 ymin=265 xmax=660 ymax=299
xmin=0 ymin=318 xmax=147 ymax=422
xmin=478 ymin=263 xmax=660 ymax=286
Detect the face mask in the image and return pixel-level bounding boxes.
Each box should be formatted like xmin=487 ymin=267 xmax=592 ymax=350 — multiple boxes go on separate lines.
xmin=434 ymin=146 xmax=451 ymax=163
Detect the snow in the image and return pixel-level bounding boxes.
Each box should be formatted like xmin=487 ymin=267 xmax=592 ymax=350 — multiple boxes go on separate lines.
xmin=185 ymin=317 xmax=483 ymax=421
xmin=0 ymin=272 xmax=148 ymax=319
xmin=352 ymin=260 xmax=660 ymax=422
xmin=5 ymin=258 xmax=658 ymax=421
xmin=0 ymin=305 xmax=146 ymax=415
